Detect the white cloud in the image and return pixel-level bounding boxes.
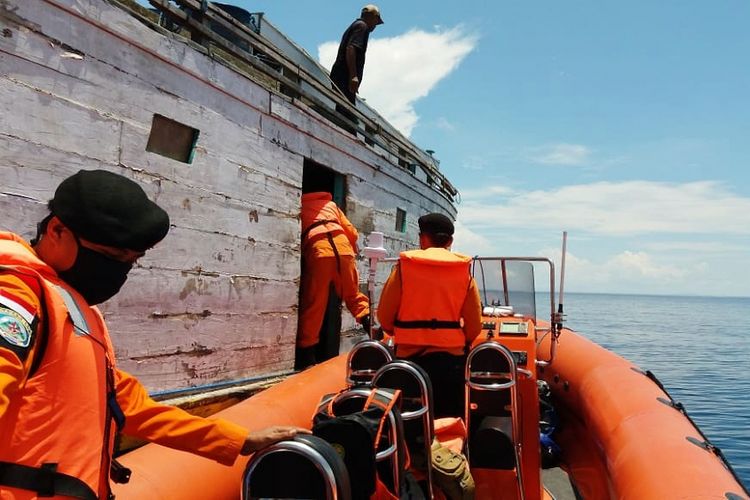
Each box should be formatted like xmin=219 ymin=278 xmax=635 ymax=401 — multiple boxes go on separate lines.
xmin=608 ymin=251 xmax=685 ymax=280
xmin=459 ymin=155 xmax=490 ymax=171
xmin=643 ymin=241 xmax=748 ymax=253
xmin=555 ymin=250 xmax=687 ymax=293
xmin=528 ymin=143 xmax=592 ymax=166
xmin=459 ymin=180 xmax=750 ymax=236
xmin=452 ymin=219 xmax=496 ymax=256
xmin=453 ymin=180 xmax=750 ymax=295
xmin=435 ymin=117 xmax=455 ymax=131
xmin=319 ymin=27 xmax=477 ymax=136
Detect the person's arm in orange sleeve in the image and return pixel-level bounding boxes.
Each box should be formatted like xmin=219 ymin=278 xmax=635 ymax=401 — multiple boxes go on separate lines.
xmin=115 ymin=369 xmax=306 ymax=465
xmin=376 ymin=264 xmax=401 ymax=335
xmin=337 ymin=208 xmax=360 ymax=252
xmin=0 ymin=349 xmax=25 ymax=419
xmin=461 ymin=277 xmax=483 ymax=346
xmin=0 ymin=274 xmax=42 ymax=419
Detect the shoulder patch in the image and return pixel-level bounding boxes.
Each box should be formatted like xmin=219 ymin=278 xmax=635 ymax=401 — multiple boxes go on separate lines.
xmin=0 ymin=292 xmax=36 ymax=324
xmin=0 ymin=306 xmax=32 ymax=348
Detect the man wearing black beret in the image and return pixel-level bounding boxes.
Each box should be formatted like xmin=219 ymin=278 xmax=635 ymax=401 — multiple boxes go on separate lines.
xmin=377 ymin=212 xmax=482 ymax=417
xmin=0 ymin=170 xmax=306 ymax=498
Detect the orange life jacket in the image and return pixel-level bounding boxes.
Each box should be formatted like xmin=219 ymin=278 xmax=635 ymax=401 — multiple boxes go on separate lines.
xmin=0 ymin=233 xmax=117 ymax=499
xmin=393 ymin=248 xmax=472 ymax=350
xmin=301 ymin=192 xmax=346 ymax=245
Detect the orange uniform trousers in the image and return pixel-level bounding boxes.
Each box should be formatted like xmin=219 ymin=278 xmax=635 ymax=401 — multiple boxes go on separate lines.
xmin=297 ymin=235 xmax=369 ymax=348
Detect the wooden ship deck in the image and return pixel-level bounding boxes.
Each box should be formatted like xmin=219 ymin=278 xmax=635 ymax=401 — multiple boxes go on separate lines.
xmin=0 ymin=0 xmax=459 ymax=403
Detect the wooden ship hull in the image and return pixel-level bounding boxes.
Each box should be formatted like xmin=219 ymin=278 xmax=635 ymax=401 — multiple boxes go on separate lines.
xmin=0 ymin=0 xmax=457 ymax=399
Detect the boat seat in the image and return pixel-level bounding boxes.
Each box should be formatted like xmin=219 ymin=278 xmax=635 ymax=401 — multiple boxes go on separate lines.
xmin=465 ymin=342 xmax=521 ymax=473
xmin=373 ymin=360 xmax=436 ymax=499
xmin=241 ymin=434 xmax=351 ymax=500
xmin=468 ymin=416 xmax=515 ymax=469
xmin=346 ymin=339 xmax=393 ymax=386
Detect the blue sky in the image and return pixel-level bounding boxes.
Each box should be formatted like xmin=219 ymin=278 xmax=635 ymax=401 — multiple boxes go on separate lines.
xmin=150 ymin=1 xmax=750 ymax=296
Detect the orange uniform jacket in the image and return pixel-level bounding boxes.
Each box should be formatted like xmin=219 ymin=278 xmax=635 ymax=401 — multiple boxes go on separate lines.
xmin=0 ymin=233 xmax=248 ymax=499
xmin=298 ymin=193 xmax=369 ymax=347
xmin=301 ymin=192 xmax=358 ymax=257
xmin=377 ymin=247 xmax=482 ymax=357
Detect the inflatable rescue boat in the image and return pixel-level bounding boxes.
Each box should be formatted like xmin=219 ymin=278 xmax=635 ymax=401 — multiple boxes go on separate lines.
xmin=113 ymin=253 xmax=749 ymax=500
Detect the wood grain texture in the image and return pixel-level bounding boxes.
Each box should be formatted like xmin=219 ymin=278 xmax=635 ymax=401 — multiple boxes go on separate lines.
xmin=0 ymin=0 xmax=457 ymax=392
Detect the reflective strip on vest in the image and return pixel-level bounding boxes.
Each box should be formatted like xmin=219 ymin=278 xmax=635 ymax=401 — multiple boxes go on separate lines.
xmin=393 ymin=248 xmax=471 ymax=349
xmin=0 ymin=233 xmax=115 ymax=498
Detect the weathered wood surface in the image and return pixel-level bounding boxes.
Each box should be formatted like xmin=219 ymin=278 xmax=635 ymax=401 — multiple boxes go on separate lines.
xmin=0 ymin=0 xmax=456 ymax=392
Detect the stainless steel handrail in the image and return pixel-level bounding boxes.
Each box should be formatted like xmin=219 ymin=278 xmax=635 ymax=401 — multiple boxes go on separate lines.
xmin=346 ymin=340 xmax=393 ymax=386
xmin=464 ymin=341 xmax=526 ymax=500
xmin=241 ymin=440 xmax=345 ymax=500
xmin=373 ymin=360 xmax=435 ymax=499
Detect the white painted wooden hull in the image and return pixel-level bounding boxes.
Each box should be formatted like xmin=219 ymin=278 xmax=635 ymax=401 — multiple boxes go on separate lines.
xmin=0 ymin=0 xmax=456 ymax=392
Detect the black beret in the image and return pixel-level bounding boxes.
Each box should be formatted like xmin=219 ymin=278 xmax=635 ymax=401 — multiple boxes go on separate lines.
xmin=49 ymin=169 xmax=170 ymax=252
xmin=418 ymin=213 xmax=454 ymax=236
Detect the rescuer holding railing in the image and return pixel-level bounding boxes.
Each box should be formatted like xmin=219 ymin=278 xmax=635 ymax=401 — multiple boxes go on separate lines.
xmin=297 ymin=190 xmax=371 ymax=369
xmin=0 ymin=169 xmax=307 ymax=499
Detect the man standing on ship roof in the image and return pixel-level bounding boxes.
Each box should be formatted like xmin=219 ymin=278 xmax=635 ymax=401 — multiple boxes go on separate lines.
xmin=330 ymin=5 xmax=384 ymax=128
xmin=0 ymin=169 xmax=307 ymax=499
xmin=297 ymin=190 xmax=371 ymax=370
xmin=377 ymin=213 xmax=482 ymax=418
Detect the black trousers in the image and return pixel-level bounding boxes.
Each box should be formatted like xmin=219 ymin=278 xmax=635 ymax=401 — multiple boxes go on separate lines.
xmin=331 ymin=81 xmax=358 ymax=135
xmin=404 ymin=352 xmax=467 ymax=419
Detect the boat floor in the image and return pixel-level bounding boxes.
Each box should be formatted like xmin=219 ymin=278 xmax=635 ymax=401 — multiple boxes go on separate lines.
xmin=543 ymin=467 xmax=580 ymax=500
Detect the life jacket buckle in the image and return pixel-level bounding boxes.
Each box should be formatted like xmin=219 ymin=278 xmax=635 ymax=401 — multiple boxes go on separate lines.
xmin=38 ymin=463 xmax=57 ymax=497
xmin=110 ymin=458 xmax=131 ymax=484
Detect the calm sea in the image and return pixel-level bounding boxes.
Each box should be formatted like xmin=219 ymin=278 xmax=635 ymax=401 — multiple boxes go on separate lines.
xmin=558 ymin=292 xmax=750 ymax=488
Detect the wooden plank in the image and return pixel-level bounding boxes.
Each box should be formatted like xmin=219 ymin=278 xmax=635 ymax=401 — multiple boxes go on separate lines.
xmin=102 ymin=267 xmax=299 ymax=318
xmin=4 ymin=0 xmax=268 ymax=129
xmin=0 ymin=77 xmax=121 ymax=163
xmin=118 ymin=120 xmax=303 ymax=200
xmin=134 ymin=227 xmax=299 ymax=279
xmin=0 ymin=0 xmax=460 ymax=392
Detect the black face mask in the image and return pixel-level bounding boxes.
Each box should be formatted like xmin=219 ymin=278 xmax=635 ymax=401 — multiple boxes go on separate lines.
xmin=58 ymin=238 xmax=132 ymax=305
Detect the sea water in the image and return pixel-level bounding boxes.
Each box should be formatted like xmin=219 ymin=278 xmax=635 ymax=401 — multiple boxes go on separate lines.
xmin=559 ymin=292 xmax=750 ymax=487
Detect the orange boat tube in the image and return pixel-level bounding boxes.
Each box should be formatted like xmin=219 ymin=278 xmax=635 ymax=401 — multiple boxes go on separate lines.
xmin=114 ymin=331 xmax=748 ymax=499
xmin=112 ymin=356 xmax=348 ymax=499
xmin=539 ymin=328 xmax=748 ymax=500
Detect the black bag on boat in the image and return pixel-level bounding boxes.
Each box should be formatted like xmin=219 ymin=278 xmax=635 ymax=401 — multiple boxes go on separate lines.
xmin=313 ymin=388 xmax=407 ymax=500
xmin=538 ymin=380 xmax=561 ymax=469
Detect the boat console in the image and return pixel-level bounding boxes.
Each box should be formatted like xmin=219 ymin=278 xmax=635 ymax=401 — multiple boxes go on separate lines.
xmin=464 ymin=256 xmax=561 ymax=499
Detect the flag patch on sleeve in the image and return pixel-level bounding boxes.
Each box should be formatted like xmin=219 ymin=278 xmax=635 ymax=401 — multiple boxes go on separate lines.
xmin=0 ymin=293 xmax=36 ymax=324
xmin=0 ymin=306 xmax=32 ymax=348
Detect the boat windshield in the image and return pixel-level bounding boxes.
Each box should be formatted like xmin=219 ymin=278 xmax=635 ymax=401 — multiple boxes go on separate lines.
xmin=471 ymin=258 xmax=537 ymax=321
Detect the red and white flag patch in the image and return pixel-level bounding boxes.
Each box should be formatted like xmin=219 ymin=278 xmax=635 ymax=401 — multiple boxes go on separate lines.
xmin=0 ymin=292 xmax=36 ymax=324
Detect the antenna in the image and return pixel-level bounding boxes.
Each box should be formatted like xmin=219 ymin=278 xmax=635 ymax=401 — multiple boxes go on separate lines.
xmin=556 ymin=231 xmax=568 ymax=333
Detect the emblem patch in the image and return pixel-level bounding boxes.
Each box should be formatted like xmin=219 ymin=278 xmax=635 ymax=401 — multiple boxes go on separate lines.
xmin=0 ymin=306 xmax=32 ymax=348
